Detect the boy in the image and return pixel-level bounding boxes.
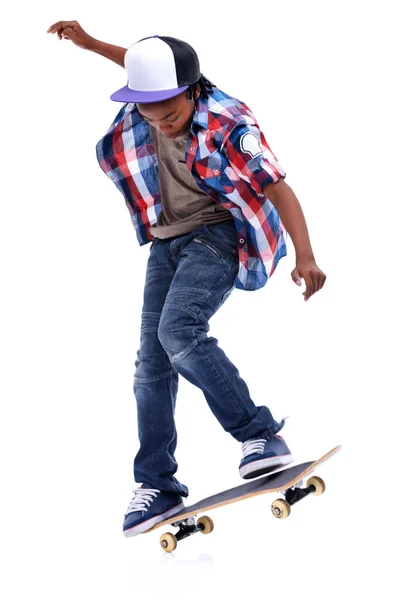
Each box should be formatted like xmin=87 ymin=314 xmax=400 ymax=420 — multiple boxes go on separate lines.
xmin=47 ymin=21 xmax=326 ymax=537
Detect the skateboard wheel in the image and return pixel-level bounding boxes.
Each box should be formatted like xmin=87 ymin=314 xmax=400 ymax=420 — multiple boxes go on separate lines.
xmin=306 ymin=476 xmax=326 ymax=496
xmin=197 ymin=516 xmax=214 ymax=535
xmin=271 ymin=499 xmax=291 ymax=519
xmin=160 ymin=532 xmax=178 ymax=553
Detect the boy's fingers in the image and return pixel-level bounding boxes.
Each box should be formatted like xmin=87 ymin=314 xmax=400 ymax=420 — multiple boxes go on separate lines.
xmin=47 ymin=21 xmax=64 ymax=33
xmin=303 ymin=275 xmax=314 ymax=300
xmin=291 ymin=268 xmax=302 ymax=286
xmin=60 ymin=27 xmax=73 ymax=39
xmin=47 ymin=21 xmax=76 ymax=34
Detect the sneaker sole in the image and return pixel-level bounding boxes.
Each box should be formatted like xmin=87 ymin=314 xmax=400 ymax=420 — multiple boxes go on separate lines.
xmin=239 ymin=454 xmax=294 ymax=480
xmin=123 ymin=501 xmax=185 ymax=537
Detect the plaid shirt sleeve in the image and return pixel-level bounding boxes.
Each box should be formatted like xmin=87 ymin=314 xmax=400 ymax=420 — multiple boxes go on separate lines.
xmin=222 ymin=119 xmax=286 ymax=197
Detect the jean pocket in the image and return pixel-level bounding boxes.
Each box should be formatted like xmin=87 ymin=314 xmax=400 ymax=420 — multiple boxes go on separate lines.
xmin=192 ymin=237 xmax=224 ymax=259
xmin=202 ymin=223 xmax=238 ymax=255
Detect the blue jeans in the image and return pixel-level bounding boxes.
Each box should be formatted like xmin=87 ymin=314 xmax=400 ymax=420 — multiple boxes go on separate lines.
xmin=133 ymin=220 xmax=282 ymax=497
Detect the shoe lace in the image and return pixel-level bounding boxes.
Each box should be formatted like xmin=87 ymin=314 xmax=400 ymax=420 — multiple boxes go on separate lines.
xmin=242 ymin=439 xmax=266 ymax=459
xmin=125 ymin=487 xmax=160 ymax=516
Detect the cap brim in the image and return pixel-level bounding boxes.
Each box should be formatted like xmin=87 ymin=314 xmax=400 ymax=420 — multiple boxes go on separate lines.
xmin=110 ymin=84 xmax=189 ymax=104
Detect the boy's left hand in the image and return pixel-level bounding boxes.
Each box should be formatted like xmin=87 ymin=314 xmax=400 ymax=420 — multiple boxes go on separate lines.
xmin=291 ymin=259 xmax=326 ymax=301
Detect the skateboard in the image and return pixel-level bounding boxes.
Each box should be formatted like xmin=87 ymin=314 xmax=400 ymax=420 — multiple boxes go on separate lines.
xmin=148 ymin=445 xmax=341 ymax=552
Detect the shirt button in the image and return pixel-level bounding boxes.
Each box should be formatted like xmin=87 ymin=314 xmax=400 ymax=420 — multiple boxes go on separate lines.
xmin=212 ymin=168 xmax=221 ymax=175
xmin=239 ymin=238 xmax=245 ymax=244
xmin=190 ymin=146 xmax=196 ymax=152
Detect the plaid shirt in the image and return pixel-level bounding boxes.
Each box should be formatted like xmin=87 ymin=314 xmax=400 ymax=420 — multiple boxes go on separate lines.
xmin=96 ymin=88 xmax=287 ymax=291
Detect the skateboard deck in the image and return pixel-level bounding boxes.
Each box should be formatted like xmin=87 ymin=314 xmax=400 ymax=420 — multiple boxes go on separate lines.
xmin=149 ymin=445 xmax=341 ymax=552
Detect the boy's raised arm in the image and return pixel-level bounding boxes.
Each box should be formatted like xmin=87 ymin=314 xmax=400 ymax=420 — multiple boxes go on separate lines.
xmin=47 ymin=20 xmax=127 ymax=68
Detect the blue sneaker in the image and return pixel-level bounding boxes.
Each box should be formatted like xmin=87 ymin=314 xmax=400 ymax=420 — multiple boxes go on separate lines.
xmin=239 ymin=435 xmax=293 ymax=479
xmin=123 ymin=485 xmax=185 ymax=537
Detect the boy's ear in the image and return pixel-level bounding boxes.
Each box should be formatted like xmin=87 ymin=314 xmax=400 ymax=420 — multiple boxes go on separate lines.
xmin=186 ymin=84 xmax=201 ymax=101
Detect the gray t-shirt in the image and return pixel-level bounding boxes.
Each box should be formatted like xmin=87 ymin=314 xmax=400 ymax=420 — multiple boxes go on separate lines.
xmin=148 ymin=124 xmax=233 ymax=239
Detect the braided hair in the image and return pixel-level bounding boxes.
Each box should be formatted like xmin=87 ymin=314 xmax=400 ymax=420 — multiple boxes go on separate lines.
xmin=187 ymin=74 xmax=216 ymax=100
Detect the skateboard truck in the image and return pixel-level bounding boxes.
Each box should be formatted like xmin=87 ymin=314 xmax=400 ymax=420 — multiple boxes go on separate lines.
xmin=160 ymin=515 xmax=214 ymax=552
xmin=170 ymin=516 xmax=198 ymax=542
xmin=271 ymin=476 xmax=326 ymax=519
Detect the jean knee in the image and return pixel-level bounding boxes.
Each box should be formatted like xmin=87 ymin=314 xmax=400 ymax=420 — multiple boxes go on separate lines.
xmin=133 ymin=322 xmax=173 ymax=383
xmin=158 ymin=309 xmax=200 ymax=364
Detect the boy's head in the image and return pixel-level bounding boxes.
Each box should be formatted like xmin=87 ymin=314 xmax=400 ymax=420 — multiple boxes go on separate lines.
xmin=110 ymin=36 xmax=214 ymax=137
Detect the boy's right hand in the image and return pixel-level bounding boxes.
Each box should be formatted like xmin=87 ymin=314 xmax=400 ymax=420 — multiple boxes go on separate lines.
xmin=47 ymin=21 xmax=95 ymax=50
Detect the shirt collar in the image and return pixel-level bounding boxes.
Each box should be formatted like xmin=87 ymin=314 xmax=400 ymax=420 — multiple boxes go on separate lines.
xmin=190 ymin=95 xmax=209 ymax=132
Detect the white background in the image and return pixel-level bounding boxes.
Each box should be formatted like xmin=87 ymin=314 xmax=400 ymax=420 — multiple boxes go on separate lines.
xmin=1 ymin=0 xmax=399 ymax=598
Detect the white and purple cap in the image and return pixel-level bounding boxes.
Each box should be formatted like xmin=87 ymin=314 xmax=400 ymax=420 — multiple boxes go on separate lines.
xmin=110 ymin=35 xmax=201 ymax=104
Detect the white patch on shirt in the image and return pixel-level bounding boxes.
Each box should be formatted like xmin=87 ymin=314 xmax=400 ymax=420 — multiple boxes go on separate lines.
xmin=240 ymin=133 xmax=262 ymax=158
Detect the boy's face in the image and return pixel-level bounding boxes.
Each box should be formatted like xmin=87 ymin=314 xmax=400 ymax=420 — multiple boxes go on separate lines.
xmin=137 ymin=86 xmax=200 ymax=140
